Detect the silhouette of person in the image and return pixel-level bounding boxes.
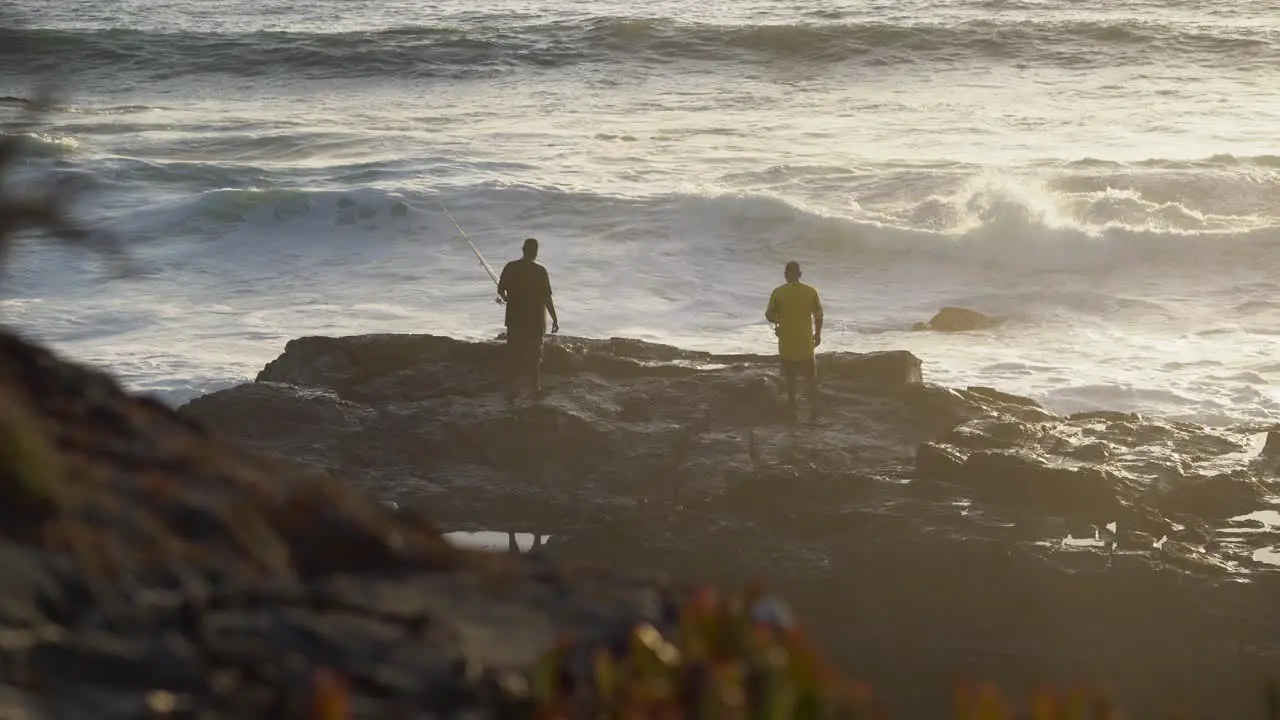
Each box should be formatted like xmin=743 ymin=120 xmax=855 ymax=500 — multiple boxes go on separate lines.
xmin=497 ymin=238 xmax=559 ymax=402
xmin=765 ymin=260 xmax=823 ymax=420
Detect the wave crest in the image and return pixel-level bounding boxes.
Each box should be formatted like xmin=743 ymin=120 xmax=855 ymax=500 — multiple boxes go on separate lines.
xmin=670 ymin=175 xmax=1280 ymax=275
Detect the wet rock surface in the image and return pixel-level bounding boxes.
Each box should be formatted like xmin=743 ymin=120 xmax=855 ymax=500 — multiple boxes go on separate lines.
xmin=183 ymin=332 xmax=1280 ymax=717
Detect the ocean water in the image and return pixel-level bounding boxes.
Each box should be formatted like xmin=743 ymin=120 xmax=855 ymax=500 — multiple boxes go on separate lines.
xmin=2 ymin=0 xmax=1279 ymax=425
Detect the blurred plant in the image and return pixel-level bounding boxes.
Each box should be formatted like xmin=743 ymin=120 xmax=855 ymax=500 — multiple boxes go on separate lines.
xmin=523 ymin=586 xmax=879 ymax=719
xmin=310 ymin=666 xmax=351 ymax=720
xmin=511 ymin=585 xmax=1280 ymax=720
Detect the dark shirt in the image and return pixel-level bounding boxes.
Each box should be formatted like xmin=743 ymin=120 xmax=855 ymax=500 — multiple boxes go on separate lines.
xmin=498 ymin=259 xmax=552 ymax=333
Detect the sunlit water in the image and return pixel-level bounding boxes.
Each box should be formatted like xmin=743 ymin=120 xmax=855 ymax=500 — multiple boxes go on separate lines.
xmin=2 ymin=0 xmax=1279 ymax=425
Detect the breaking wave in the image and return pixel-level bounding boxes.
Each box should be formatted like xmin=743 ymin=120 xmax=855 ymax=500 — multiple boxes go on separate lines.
xmin=98 ymin=168 xmax=1280 ymax=279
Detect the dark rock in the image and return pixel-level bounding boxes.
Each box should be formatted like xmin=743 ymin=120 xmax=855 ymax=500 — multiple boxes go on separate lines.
xmin=0 ymin=542 xmax=87 ymax=627
xmin=1070 ymin=410 xmax=1140 ymax=423
xmin=1157 ymin=471 xmax=1271 ymax=519
xmin=1054 ymin=438 xmax=1113 ymax=462
xmin=186 ymin=332 xmax=1280 ymax=557
xmin=185 ymin=335 xmax=946 ymax=525
xmin=823 ymin=349 xmax=923 ymax=385
xmin=251 ymin=334 xmax=922 ymax=403
xmin=1264 ymin=430 xmax=1280 ymax=458
xmin=0 ymin=686 xmax=48 ymax=720
xmin=918 ymin=409 xmax=1277 ymax=527
xmin=944 ymin=418 xmax=1047 ymax=450
xmin=912 ymin=306 xmax=999 ymax=332
xmin=914 ymin=442 xmax=965 ymax=479
xmin=166 ymin=331 xmax=1280 ymax=718
xmin=965 ymin=386 xmax=1042 ymax=409
xmin=27 ymin=631 xmax=205 ymax=693
xmin=955 ymin=449 xmax=1119 ymax=516
xmin=955 ymin=386 xmax=1059 ymax=425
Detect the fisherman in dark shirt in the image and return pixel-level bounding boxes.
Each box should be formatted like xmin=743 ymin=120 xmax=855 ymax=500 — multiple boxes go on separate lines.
xmin=497 ymin=238 xmax=559 ymax=401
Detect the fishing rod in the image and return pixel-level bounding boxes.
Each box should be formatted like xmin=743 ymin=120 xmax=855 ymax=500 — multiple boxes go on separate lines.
xmin=436 ymin=200 xmax=504 ymax=304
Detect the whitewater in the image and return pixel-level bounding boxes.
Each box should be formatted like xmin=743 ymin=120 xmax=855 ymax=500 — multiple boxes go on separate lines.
xmin=2 ymin=0 xmax=1279 ymax=425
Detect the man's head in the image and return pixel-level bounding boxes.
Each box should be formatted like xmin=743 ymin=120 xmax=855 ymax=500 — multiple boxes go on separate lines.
xmin=784 ymin=260 xmax=801 ymax=283
xmin=522 ymin=237 xmax=539 ymax=260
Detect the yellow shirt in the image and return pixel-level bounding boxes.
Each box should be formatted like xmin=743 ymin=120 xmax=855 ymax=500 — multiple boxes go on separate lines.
xmin=766 ymin=282 xmax=822 ymax=360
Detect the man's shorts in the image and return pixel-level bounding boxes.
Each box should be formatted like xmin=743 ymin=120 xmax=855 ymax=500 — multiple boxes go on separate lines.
xmin=506 ymin=328 xmax=544 ymax=364
xmin=780 ymin=356 xmax=816 ymax=384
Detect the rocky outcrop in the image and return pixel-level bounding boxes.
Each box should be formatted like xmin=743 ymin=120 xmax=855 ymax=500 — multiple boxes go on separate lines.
xmin=913 ymin=306 xmax=999 ymax=332
xmin=182 ymin=332 xmax=1280 ymax=718
xmin=183 ymin=335 xmax=936 ymax=522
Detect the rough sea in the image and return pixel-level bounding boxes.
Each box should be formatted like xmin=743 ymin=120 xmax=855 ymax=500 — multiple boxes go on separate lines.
xmin=3 ymin=0 xmax=1279 ymax=425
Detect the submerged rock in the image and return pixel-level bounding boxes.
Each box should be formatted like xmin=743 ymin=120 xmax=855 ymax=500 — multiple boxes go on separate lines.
xmin=182 ymin=332 xmax=1280 ymax=717
xmin=913 ymin=306 xmax=999 ymax=332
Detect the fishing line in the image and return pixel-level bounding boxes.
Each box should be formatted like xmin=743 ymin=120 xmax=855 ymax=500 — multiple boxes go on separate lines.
xmin=424 ymin=199 xmax=503 ymax=304
xmin=438 ymin=200 xmax=500 ymax=288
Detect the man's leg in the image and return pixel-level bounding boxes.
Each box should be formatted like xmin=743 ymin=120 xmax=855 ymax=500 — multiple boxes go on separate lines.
xmin=504 ymin=332 xmax=520 ymax=403
xmin=530 ymin=335 xmax=545 ymax=397
xmin=804 ymin=356 xmax=820 ymax=420
xmin=781 ymin=359 xmax=799 ymax=415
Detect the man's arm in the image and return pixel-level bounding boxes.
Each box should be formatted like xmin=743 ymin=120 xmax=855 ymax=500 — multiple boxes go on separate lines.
xmin=543 ymin=269 xmax=559 ymax=333
xmin=497 ymin=263 xmax=510 ymax=303
xmin=546 ymin=297 xmax=559 ymax=333
xmin=765 ymin=290 xmax=778 ymax=324
xmin=812 ymin=289 xmax=824 ymax=346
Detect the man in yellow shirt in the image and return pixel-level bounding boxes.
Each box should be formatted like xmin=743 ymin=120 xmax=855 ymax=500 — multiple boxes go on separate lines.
xmin=765 ymin=261 xmax=823 ymax=420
